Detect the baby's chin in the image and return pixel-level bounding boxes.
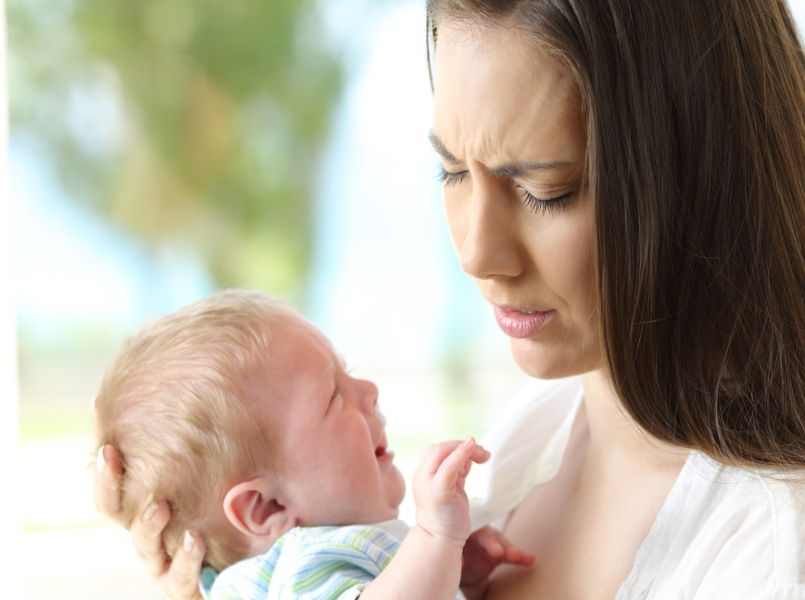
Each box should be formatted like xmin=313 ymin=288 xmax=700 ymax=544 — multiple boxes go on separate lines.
xmin=364 ymin=484 xmax=404 ymax=523
xmin=382 ymin=492 xmax=404 ymax=520
xmin=388 ymin=467 xmax=406 ymax=508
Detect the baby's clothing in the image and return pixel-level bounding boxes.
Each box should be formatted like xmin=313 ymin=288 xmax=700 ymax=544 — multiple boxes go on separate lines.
xmin=200 ymin=519 xmax=466 ymax=600
xmin=468 ymin=376 xmax=805 ymax=599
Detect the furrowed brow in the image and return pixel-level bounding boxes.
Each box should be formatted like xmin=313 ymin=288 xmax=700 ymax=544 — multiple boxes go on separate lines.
xmin=428 ymin=131 xmax=462 ymax=165
xmin=429 ymin=131 xmax=573 ymax=175
xmin=488 ymin=161 xmax=573 ymax=178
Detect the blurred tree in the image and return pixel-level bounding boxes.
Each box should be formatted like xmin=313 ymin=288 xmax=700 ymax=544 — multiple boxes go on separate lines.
xmin=8 ymin=0 xmax=343 ymax=300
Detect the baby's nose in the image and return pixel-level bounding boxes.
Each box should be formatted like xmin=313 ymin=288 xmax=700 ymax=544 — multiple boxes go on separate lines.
xmin=356 ymin=378 xmax=379 ymax=414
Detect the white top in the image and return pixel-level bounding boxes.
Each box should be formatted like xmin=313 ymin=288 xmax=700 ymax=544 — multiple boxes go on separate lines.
xmin=467 ymin=377 xmax=805 ymax=599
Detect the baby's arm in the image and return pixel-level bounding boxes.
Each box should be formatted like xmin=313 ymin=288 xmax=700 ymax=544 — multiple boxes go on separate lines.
xmin=360 ymin=438 xmax=487 ymax=600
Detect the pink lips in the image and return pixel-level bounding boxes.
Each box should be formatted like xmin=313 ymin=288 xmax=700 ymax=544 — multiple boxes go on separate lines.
xmin=493 ymin=305 xmax=555 ymax=338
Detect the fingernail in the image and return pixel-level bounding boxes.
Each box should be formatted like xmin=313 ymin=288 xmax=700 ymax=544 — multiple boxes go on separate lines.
xmin=183 ymin=530 xmax=196 ymax=553
xmin=142 ymin=500 xmax=159 ymax=521
xmin=463 ymin=437 xmax=475 ymax=447
xmin=96 ymin=447 xmax=106 ymax=471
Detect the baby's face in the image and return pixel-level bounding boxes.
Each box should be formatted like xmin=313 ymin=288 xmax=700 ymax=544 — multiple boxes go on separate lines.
xmin=248 ymin=312 xmax=405 ymax=526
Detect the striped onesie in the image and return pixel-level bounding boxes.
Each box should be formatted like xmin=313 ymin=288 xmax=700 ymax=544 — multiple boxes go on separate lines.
xmin=200 ymin=520 xmax=466 ymax=599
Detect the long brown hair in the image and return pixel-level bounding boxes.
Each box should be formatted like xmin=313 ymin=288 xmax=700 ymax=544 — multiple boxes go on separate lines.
xmin=427 ymin=0 xmax=805 ymax=469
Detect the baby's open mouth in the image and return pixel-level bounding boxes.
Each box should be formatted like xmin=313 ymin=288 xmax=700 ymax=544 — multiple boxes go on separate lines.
xmin=374 ymin=433 xmax=394 ymax=463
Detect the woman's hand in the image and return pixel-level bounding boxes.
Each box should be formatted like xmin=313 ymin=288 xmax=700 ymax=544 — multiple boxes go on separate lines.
xmin=94 ymin=445 xmax=207 ymax=600
xmin=461 ymin=526 xmax=535 ymax=588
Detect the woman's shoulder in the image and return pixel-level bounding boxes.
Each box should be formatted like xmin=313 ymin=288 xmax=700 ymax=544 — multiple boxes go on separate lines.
xmin=696 ymin=455 xmax=805 ymax=556
xmin=683 ymin=453 xmax=805 ymax=539
xmin=630 ymin=453 xmax=805 ymax=598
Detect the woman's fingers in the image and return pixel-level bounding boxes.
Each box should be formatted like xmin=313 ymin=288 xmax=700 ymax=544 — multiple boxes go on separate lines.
xmin=501 ymin=536 xmax=535 ymax=566
xmin=94 ymin=445 xmax=125 ymax=524
xmin=479 ymin=527 xmax=535 ymax=566
xmin=94 ymin=444 xmax=204 ymax=599
xmin=130 ymin=498 xmax=172 ymax=577
xmin=164 ymin=530 xmax=206 ymax=600
xmin=471 ymin=526 xmax=505 ymax=559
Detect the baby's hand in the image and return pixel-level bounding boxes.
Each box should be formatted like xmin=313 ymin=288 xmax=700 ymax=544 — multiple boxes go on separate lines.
xmin=461 ymin=526 xmax=535 ymax=588
xmin=412 ymin=438 xmax=490 ymax=544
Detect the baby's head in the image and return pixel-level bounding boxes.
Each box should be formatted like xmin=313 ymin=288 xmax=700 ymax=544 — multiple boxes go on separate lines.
xmin=94 ymin=290 xmax=405 ymax=571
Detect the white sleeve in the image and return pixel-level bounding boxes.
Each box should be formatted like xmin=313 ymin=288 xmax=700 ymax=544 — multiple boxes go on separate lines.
xmin=467 ymin=376 xmax=584 ymax=530
xmin=692 ymin=476 xmax=805 ymax=599
xmin=625 ymin=456 xmax=805 ymax=599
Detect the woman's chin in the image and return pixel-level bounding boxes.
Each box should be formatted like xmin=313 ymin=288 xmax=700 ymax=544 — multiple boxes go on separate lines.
xmin=509 ymin=338 xmax=599 ymax=380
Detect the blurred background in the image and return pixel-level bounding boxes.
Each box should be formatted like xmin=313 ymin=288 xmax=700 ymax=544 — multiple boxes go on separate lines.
xmin=5 ymin=0 xmax=805 ymax=598
xmin=6 ymin=0 xmax=526 ymax=598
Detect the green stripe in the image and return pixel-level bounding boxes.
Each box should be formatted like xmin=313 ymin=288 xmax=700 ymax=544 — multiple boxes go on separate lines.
xmin=291 ymin=559 xmax=356 ymax=591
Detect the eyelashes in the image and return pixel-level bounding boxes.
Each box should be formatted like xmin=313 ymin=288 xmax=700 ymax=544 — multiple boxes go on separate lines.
xmin=437 ymin=166 xmax=573 ymax=216
xmin=437 ymin=168 xmax=468 ymax=188
xmin=518 ymin=189 xmax=572 ymax=216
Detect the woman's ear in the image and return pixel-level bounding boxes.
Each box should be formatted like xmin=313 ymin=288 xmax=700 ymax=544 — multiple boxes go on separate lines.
xmin=223 ymin=477 xmax=296 ymax=543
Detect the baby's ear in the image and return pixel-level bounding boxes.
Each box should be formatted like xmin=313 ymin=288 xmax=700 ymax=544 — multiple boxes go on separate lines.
xmin=223 ymin=477 xmax=296 ymax=544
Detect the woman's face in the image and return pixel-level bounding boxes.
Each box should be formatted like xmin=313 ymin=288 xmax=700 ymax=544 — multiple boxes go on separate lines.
xmin=432 ymin=21 xmax=602 ymax=378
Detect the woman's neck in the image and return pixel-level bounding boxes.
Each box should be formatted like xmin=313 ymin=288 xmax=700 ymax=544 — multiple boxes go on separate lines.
xmin=580 ymin=370 xmax=689 ymax=472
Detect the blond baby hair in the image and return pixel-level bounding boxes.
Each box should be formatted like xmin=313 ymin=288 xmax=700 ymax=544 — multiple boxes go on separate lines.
xmin=94 ymin=289 xmax=292 ymax=570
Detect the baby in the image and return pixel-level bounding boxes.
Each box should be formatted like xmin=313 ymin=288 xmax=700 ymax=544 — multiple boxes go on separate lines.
xmin=93 ymin=290 xmax=533 ymax=599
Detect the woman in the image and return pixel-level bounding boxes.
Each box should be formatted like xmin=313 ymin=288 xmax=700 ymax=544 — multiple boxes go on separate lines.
xmin=96 ymin=0 xmax=805 ymax=597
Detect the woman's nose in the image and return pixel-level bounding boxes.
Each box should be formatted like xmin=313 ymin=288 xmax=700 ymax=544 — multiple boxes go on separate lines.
xmin=457 ymin=181 xmax=523 ymax=280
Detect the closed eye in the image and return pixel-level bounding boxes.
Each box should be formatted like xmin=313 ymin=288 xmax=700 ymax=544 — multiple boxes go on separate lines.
xmin=437 ymin=166 xmax=468 ymax=186
xmin=326 ymin=387 xmax=340 ymax=414
xmin=439 ymin=166 xmax=574 ymax=216
xmin=518 ymin=188 xmax=573 ymax=216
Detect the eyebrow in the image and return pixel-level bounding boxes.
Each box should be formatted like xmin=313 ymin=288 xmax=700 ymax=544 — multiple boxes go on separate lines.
xmin=428 ymin=131 xmax=574 ymax=176
xmin=429 ymin=132 xmax=462 ymax=165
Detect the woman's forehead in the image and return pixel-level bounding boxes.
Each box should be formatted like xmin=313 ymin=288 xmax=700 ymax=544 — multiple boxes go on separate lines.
xmin=432 ymin=23 xmax=585 ymax=170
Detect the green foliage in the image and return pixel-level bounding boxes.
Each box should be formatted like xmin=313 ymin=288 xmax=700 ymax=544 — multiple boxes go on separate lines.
xmin=8 ymin=0 xmax=343 ymax=299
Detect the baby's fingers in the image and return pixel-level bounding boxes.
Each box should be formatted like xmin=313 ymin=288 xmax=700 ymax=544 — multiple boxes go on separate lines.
xmin=421 ymin=439 xmax=490 ymax=475
xmin=421 ymin=440 xmax=463 ymax=476
xmin=434 ymin=438 xmax=488 ymax=489
xmin=461 ymin=443 xmax=490 ymax=478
